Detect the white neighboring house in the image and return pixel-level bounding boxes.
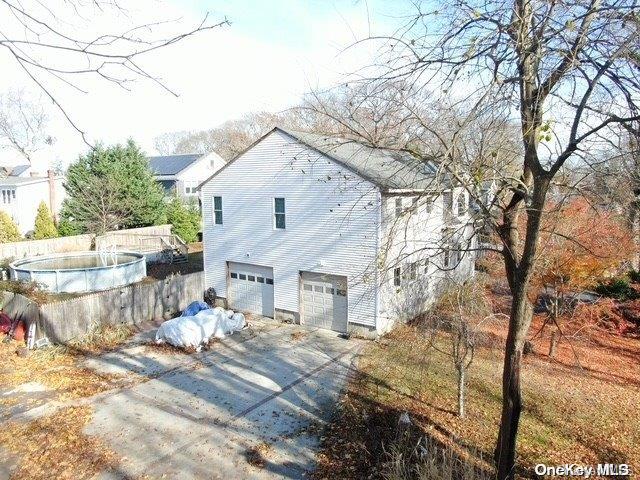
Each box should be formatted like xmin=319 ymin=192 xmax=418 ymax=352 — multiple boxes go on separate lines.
xmin=0 ymin=168 xmax=66 ymax=235
xmin=148 ymin=152 xmax=225 ymax=201
xmin=199 ymin=127 xmax=475 ymax=337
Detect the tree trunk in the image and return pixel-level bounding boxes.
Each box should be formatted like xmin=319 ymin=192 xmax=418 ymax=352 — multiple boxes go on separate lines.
xmin=629 ymin=202 xmax=640 ymax=271
xmin=457 ymin=365 xmax=465 ymax=418
xmin=494 ymin=284 xmax=534 ymax=480
xmin=549 ymin=329 xmax=559 ymax=358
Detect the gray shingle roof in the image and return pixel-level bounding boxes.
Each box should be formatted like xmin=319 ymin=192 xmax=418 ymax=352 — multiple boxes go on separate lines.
xmin=10 ymin=165 xmax=30 ymax=176
xmin=148 ymin=154 xmax=203 ymax=176
xmin=279 ymin=128 xmax=439 ymax=191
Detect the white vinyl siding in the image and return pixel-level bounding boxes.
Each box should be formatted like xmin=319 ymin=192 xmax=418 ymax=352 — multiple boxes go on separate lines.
xmin=201 ymin=129 xmax=380 ymax=328
xmin=0 ymin=178 xmax=65 ymax=235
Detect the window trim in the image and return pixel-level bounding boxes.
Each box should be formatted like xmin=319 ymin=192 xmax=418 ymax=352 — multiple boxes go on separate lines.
xmin=393 ymin=267 xmax=401 ymax=287
xmin=213 ymin=196 xmax=223 ymax=225
xmin=273 ymin=197 xmax=286 ymax=230
xmin=425 ymin=196 xmax=434 ymax=214
xmin=184 ymin=181 xmax=198 ymax=195
xmin=443 ymin=248 xmax=451 ymax=269
xmin=443 ymin=191 xmax=453 ymax=217
xmin=395 ymin=197 xmax=403 ymax=217
xmin=457 ymin=193 xmax=467 ymax=216
xmin=409 ymin=262 xmax=418 ymax=281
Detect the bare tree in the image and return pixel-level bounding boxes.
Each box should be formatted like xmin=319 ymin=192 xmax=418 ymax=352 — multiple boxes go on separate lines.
xmin=309 ymin=1 xmax=640 ymax=477
xmin=425 ymin=281 xmax=493 ymax=418
xmin=0 ymin=89 xmax=52 ymax=163
xmin=153 ymin=109 xmax=334 ymax=160
xmin=0 ymin=1 xmax=228 ymax=142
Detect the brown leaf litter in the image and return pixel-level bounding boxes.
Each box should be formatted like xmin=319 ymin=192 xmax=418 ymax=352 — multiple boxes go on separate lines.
xmin=0 ymin=406 xmax=118 ymax=480
xmin=245 ymin=441 xmax=274 ymax=468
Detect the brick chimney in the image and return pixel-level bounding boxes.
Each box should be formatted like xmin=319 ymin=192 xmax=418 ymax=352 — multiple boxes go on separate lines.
xmin=48 ymin=169 xmax=56 ymax=216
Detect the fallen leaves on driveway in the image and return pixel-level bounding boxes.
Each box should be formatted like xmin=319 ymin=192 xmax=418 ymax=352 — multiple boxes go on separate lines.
xmin=0 ymin=406 xmax=118 ymax=480
xmin=245 ymin=441 xmax=274 ymax=468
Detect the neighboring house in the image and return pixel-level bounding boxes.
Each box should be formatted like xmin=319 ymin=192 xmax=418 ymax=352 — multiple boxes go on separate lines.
xmin=148 ymin=152 xmax=225 ymax=200
xmin=0 ymin=170 xmax=66 ymax=235
xmin=199 ymin=127 xmax=475 ymax=337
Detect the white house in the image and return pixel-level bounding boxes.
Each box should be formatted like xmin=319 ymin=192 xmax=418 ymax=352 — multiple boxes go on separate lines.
xmin=0 ymin=169 xmax=66 ymax=235
xmin=199 ymin=128 xmax=475 ymax=337
xmin=148 ymin=152 xmax=225 ymax=200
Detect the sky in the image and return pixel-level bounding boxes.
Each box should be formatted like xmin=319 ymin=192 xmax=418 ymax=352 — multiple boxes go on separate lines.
xmin=0 ymin=0 xmax=407 ymax=171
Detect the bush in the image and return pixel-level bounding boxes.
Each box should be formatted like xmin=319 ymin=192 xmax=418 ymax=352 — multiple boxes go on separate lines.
xmin=383 ymin=431 xmax=492 ymax=480
xmin=166 ymin=196 xmax=201 ymax=243
xmin=33 ymin=202 xmax=58 ymax=239
xmin=628 ymin=269 xmax=640 ymax=283
xmin=0 ymin=211 xmax=21 ymax=243
xmin=594 ymin=278 xmax=640 ymax=301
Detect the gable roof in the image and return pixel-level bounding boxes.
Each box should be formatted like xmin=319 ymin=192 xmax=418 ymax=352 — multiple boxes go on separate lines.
xmin=198 ymin=127 xmax=440 ymax=191
xmin=280 ymin=129 xmax=439 ymax=191
xmin=148 ymin=153 xmax=203 ymax=176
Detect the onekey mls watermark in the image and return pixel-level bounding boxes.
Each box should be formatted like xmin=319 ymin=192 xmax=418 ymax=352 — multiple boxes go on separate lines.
xmin=534 ymin=464 xmax=632 ymax=478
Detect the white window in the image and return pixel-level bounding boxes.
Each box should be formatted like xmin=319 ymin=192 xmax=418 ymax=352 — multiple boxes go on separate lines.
xmin=393 ymin=267 xmax=401 ymax=286
xmin=457 ymin=193 xmax=467 ymax=216
xmin=443 ymin=248 xmax=451 ymax=268
xmin=409 ymin=262 xmax=418 ymax=281
xmin=425 ymin=196 xmax=433 ymax=213
xmin=1 ymin=189 xmax=12 ymax=204
xmin=213 ymin=196 xmax=223 ymax=225
xmin=274 ymin=197 xmax=286 ymax=229
xmin=443 ymin=191 xmax=453 ymax=217
xmin=184 ymin=181 xmax=198 ymax=195
xmin=423 ymin=258 xmax=430 ymax=274
xmin=395 ymin=197 xmax=403 ymax=217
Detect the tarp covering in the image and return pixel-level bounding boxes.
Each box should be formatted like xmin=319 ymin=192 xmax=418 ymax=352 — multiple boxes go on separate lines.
xmin=181 ymin=301 xmax=210 ymax=317
xmin=155 ymin=308 xmax=246 ymax=349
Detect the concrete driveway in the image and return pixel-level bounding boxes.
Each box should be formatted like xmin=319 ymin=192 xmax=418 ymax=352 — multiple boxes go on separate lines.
xmin=83 ymin=320 xmax=361 ymax=479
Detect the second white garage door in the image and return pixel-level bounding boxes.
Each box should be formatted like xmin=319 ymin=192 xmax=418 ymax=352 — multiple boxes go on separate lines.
xmin=301 ymin=272 xmax=348 ymax=333
xmin=228 ymin=262 xmax=274 ymax=318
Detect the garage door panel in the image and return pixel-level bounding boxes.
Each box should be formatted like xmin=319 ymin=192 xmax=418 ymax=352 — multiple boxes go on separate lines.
xmin=228 ymin=262 xmax=274 ymax=318
xmin=301 ymin=272 xmax=348 ymax=333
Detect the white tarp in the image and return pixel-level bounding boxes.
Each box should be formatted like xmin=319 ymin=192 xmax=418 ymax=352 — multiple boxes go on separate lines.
xmin=155 ymin=308 xmax=246 ymax=349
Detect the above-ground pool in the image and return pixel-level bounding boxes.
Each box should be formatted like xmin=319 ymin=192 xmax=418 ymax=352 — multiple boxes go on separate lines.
xmin=10 ymin=251 xmax=147 ymax=293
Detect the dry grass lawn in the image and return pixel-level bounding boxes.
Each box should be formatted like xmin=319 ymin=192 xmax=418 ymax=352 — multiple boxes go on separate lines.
xmin=0 ymin=406 xmax=118 ymax=480
xmin=0 ymin=324 xmax=139 ymax=479
xmin=313 ymin=310 xmax=640 ymax=479
xmin=0 ymin=324 xmax=135 ymax=401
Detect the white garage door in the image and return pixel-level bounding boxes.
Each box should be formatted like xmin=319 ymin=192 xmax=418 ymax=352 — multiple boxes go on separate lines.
xmin=301 ymin=272 xmax=348 ymax=333
xmin=228 ymin=262 xmax=274 ymax=318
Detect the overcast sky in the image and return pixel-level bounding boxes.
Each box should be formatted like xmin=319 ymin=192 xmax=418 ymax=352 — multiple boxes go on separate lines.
xmin=0 ymin=0 xmax=406 ymax=171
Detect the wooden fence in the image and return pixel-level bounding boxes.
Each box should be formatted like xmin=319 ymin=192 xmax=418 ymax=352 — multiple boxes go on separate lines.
xmin=1 ymin=271 xmax=205 ymax=344
xmin=0 ymin=225 xmax=173 ymax=262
